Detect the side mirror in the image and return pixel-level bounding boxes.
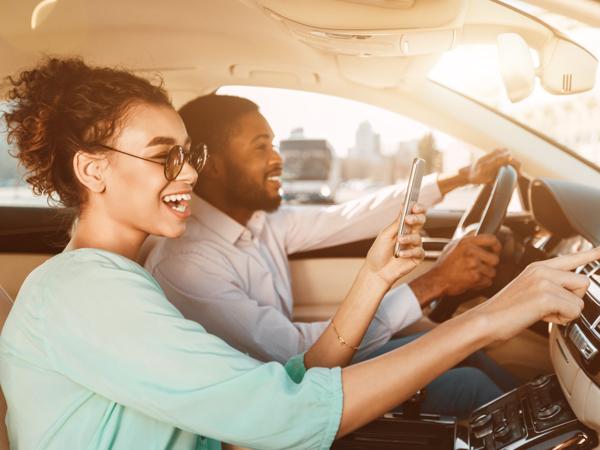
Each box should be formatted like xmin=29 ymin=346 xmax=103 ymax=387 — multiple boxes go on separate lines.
xmin=497 ymin=33 xmax=535 ymax=103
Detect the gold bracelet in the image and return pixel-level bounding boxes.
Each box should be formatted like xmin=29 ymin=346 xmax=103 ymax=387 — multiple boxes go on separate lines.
xmin=330 ymin=320 xmax=359 ymax=350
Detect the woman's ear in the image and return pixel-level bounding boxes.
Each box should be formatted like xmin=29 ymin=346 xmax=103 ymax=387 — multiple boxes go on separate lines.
xmin=73 ymin=151 xmax=109 ymax=193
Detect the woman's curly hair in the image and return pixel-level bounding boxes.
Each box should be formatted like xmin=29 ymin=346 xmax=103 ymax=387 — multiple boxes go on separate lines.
xmin=3 ymin=57 xmax=171 ymax=207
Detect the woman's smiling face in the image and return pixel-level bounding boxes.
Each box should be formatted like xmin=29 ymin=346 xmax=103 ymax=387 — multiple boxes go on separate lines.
xmin=101 ymin=102 xmax=198 ymax=239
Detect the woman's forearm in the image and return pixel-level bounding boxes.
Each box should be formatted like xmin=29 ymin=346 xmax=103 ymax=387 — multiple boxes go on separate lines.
xmin=304 ymin=265 xmax=390 ymax=369
xmin=337 ymin=309 xmax=491 ymax=436
xmin=335 ymin=246 xmax=600 ymax=436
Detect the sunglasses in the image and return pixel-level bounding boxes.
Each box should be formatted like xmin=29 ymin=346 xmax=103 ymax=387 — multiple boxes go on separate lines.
xmin=95 ymin=143 xmax=208 ymax=181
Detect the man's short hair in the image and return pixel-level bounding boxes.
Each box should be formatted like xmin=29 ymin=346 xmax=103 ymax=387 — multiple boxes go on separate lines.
xmin=178 ymin=94 xmax=259 ymax=154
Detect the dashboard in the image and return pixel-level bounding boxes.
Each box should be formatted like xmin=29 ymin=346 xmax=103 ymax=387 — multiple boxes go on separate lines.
xmin=333 ymin=175 xmax=600 ymax=449
xmin=464 ymin=254 xmax=600 ymax=450
xmin=551 ymin=257 xmax=600 ymax=433
xmin=463 ymin=175 xmax=600 ymax=449
xmin=528 ymin=176 xmax=600 ymax=436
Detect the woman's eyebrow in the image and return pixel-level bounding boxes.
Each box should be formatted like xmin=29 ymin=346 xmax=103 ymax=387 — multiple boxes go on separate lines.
xmin=146 ymin=136 xmax=191 ymax=147
xmin=146 ymin=136 xmax=175 ymax=147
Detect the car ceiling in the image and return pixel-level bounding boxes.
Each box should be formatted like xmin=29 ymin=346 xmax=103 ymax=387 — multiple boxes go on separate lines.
xmin=0 ymin=0 xmax=599 ymax=186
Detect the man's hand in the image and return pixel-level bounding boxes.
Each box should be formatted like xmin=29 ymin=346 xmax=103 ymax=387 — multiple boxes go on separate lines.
xmin=437 ymin=149 xmax=521 ymax=195
xmin=461 ymin=148 xmax=521 ymax=185
xmin=409 ymin=234 xmax=502 ymax=305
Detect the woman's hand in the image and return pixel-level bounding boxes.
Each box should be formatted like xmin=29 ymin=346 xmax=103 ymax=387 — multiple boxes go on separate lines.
xmin=364 ymin=203 xmax=426 ymax=286
xmin=473 ymin=247 xmax=600 ymax=342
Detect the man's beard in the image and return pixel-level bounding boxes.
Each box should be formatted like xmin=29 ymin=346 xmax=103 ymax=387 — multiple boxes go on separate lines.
xmin=224 ymin=161 xmax=282 ymax=213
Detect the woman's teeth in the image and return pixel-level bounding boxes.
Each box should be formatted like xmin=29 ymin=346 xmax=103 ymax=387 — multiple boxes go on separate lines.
xmin=163 ymin=193 xmax=191 ymax=203
xmin=162 ymin=193 xmax=191 ymax=213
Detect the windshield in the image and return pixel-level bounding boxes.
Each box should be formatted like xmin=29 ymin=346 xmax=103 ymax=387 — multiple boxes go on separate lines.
xmin=429 ymin=0 xmax=600 ymax=168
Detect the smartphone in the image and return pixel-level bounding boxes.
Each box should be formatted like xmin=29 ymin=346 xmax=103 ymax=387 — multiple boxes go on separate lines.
xmin=394 ymin=157 xmax=426 ymax=258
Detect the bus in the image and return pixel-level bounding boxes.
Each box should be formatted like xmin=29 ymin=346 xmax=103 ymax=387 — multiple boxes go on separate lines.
xmin=280 ymin=138 xmax=341 ymax=204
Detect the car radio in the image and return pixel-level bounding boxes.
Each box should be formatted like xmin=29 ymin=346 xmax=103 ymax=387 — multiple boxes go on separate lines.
xmin=564 ymin=261 xmax=600 ymax=377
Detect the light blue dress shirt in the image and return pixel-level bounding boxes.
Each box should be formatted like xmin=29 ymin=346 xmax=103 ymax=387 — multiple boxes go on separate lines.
xmin=0 ymin=249 xmax=343 ymax=449
xmin=145 ymin=175 xmax=443 ymax=364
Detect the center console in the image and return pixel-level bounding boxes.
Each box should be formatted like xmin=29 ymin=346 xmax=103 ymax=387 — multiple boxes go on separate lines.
xmin=467 ymin=374 xmax=596 ymax=450
xmin=334 ymin=375 xmax=597 ymax=450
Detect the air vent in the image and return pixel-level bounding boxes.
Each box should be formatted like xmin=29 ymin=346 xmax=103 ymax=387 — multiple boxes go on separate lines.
xmin=582 ymin=290 xmax=600 ymax=328
xmin=581 ymin=261 xmax=600 ymax=276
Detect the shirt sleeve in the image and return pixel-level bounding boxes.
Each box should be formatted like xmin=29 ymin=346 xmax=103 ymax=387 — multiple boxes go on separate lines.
xmin=40 ymin=256 xmax=343 ymax=450
xmin=279 ymin=173 xmax=443 ymax=255
xmin=152 ymin=245 xmax=422 ymax=365
xmin=151 ymin=248 xmax=330 ymax=363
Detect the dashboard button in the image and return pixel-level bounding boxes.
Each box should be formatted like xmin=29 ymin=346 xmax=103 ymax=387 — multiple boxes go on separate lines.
xmin=494 ymin=423 xmax=511 ymax=441
xmin=529 ymin=374 xmax=551 ymax=389
xmin=568 ymin=324 xmax=598 ymax=361
xmin=471 ymin=413 xmax=493 ymax=428
xmin=537 ymin=403 xmax=561 ymax=420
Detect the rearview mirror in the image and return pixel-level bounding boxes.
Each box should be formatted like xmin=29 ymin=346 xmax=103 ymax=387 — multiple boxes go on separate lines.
xmin=497 ymin=32 xmax=598 ymax=103
xmin=497 ymin=33 xmax=535 ymax=103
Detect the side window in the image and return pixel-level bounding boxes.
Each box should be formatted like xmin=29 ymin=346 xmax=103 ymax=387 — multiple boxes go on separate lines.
xmin=218 ymin=86 xmax=519 ymax=211
xmin=0 ymin=103 xmax=48 ymax=207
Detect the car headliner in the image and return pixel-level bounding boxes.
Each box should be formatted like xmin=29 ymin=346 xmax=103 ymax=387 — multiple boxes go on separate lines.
xmin=0 ymin=0 xmax=598 ymax=185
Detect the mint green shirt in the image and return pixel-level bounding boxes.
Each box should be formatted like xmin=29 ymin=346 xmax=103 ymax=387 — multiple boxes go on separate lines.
xmin=0 ymin=249 xmax=343 ymax=449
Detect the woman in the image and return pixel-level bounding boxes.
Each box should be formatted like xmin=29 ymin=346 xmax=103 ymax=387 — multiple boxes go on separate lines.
xmin=0 ymin=58 xmax=596 ymax=450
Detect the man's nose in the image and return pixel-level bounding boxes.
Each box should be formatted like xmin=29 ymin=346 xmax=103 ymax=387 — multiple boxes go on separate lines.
xmin=270 ymin=146 xmax=283 ymax=164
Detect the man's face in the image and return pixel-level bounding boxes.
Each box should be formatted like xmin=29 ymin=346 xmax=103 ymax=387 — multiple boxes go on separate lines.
xmin=218 ymin=111 xmax=283 ymax=212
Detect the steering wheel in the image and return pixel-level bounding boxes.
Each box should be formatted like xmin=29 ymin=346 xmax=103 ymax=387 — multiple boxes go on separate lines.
xmin=428 ymin=165 xmax=519 ymax=322
xmin=453 ymin=165 xmax=519 ymax=239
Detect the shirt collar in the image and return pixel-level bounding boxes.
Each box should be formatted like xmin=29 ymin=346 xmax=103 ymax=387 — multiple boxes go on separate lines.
xmin=246 ymin=210 xmax=266 ymax=239
xmin=191 ymin=195 xmax=245 ymax=244
xmin=190 ymin=195 xmax=266 ymax=244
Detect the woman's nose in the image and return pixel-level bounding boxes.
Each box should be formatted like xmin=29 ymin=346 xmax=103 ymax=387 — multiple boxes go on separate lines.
xmin=179 ymin=160 xmax=199 ymax=186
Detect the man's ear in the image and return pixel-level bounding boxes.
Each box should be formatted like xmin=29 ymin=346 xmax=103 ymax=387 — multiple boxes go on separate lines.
xmin=72 ymin=151 xmax=109 ymax=193
xmin=204 ymin=152 xmax=224 ymax=177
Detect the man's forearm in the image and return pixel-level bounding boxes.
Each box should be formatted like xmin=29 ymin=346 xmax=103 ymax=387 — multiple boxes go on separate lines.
xmin=436 ymin=168 xmax=469 ymax=196
xmin=408 ymin=270 xmax=448 ymax=306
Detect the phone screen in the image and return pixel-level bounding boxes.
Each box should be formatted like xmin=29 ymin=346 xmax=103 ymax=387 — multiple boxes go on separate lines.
xmin=394 ymin=158 xmax=426 ymax=258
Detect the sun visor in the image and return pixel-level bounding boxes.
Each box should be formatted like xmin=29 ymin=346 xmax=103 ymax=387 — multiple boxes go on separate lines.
xmin=530 ymin=178 xmax=600 ymax=245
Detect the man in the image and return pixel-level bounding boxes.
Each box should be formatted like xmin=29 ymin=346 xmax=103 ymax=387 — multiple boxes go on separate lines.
xmin=145 ymin=94 xmax=518 ymax=417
